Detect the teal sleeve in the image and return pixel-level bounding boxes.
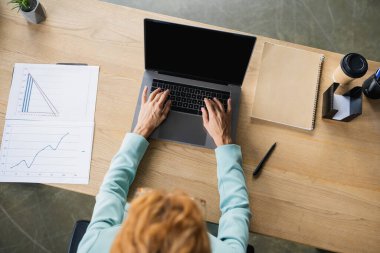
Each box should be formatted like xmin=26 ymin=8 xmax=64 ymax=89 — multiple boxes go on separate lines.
xmin=78 ymin=133 xmax=149 ymax=253
xmin=210 ymin=144 xmax=251 ymax=253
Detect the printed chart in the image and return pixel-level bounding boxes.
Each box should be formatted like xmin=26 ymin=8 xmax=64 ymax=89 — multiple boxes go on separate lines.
xmin=19 ymin=73 xmax=59 ymax=116
xmin=0 ymin=122 xmax=93 ymax=184
xmin=6 ymin=63 xmax=99 ymax=122
xmin=0 ymin=63 xmax=99 ymax=184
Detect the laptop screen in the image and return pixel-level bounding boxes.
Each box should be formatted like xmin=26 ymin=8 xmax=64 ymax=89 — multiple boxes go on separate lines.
xmin=144 ymin=19 xmax=256 ymax=86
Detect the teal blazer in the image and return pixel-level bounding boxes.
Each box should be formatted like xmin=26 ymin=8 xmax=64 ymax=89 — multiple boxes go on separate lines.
xmin=78 ymin=133 xmax=251 ymax=253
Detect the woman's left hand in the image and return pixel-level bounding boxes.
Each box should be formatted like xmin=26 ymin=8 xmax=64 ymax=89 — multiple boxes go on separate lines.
xmin=133 ymin=86 xmax=171 ymax=138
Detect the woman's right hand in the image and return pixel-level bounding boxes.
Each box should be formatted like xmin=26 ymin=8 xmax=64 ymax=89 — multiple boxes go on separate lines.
xmin=133 ymin=86 xmax=171 ymax=138
xmin=201 ymin=97 xmax=233 ymax=147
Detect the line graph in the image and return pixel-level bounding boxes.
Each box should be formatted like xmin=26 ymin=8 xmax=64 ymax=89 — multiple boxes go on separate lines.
xmin=10 ymin=132 xmax=69 ymax=169
xmin=19 ymin=73 xmax=59 ymax=116
xmin=0 ymin=122 xmax=93 ymax=184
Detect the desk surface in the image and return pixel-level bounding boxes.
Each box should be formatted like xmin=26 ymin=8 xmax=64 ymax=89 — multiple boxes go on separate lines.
xmin=1 ymin=0 xmax=379 ymax=252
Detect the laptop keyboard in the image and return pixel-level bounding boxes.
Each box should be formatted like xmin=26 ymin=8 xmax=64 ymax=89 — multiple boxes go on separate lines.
xmin=151 ymin=79 xmax=230 ymax=115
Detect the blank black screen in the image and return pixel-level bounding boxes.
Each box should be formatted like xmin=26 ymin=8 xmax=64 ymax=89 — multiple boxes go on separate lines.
xmin=144 ymin=19 xmax=256 ymax=85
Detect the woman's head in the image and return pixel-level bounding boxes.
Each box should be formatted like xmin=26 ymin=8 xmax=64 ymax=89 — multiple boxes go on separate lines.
xmin=111 ymin=189 xmax=210 ymax=253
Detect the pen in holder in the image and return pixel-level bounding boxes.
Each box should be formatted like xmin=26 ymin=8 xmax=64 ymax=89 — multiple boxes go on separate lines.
xmin=362 ymin=68 xmax=380 ymax=99
xmin=322 ymin=83 xmax=362 ymax=122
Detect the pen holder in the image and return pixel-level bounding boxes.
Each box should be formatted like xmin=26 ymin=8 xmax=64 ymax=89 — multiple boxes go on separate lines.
xmin=322 ymin=83 xmax=362 ymax=122
xmin=362 ymin=74 xmax=380 ymax=99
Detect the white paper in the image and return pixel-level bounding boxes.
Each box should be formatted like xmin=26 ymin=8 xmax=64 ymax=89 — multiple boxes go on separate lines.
xmin=6 ymin=63 xmax=99 ymax=122
xmin=0 ymin=121 xmax=94 ymax=184
xmin=332 ymin=94 xmax=350 ymax=121
xmin=0 ymin=63 xmax=99 ymax=184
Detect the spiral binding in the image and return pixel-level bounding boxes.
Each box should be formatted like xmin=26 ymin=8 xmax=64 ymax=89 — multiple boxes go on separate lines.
xmin=311 ymin=55 xmax=325 ymax=129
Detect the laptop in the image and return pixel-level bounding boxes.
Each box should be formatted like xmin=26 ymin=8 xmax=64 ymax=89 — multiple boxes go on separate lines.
xmin=132 ymin=19 xmax=256 ymax=149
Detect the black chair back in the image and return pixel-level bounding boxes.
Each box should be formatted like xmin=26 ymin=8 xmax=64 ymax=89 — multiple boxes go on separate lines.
xmin=68 ymin=220 xmax=90 ymax=253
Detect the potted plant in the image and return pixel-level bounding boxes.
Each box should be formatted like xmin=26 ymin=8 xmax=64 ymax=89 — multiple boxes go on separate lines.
xmin=8 ymin=0 xmax=46 ymax=24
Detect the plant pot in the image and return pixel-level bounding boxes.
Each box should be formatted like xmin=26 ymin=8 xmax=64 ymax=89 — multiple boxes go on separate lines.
xmin=21 ymin=0 xmax=46 ymax=24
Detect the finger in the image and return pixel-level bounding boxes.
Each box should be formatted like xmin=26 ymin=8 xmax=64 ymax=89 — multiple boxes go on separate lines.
xmin=148 ymin=87 xmax=161 ymax=102
xmin=209 ymin=99 xmax=220 ymax=115
xmin=213 ymin=97 xmax=224 ymax=112
xmin=153 ymin=91 xmax=163 ymax=103
xmin=201 ymin=107 xmax=209 ymax=124
xmin=227 ymin=98 xmax=232 ymax=114
xmin=161 ymin=100 xmax=171 ymax=120
xmin=141 ymin=86 xmax=148 ymax=104
xmin=157 ymin=89 xmax=170 ymax=105
xmin=204 ymin=98 xmax=216 ymax=115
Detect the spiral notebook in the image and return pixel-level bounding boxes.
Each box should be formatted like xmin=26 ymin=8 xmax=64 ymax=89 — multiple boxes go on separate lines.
xmin=251 ymin=42 xmax=324 ymax=130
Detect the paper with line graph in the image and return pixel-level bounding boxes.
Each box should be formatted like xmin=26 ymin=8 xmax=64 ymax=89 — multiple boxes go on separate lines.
xmin=0 ymin=122 xmax=94 ymax=183
xmin=0 ymin=63 xmax=99 ymax=183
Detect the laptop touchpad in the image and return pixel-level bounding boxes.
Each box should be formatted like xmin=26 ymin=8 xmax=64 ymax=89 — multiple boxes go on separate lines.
xmin=158 ymin=113 xmax=206 ymax=146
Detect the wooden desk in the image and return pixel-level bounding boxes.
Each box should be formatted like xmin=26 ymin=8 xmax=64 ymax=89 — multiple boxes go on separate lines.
xmin=1 ymin=1 xmax=379 ymax=252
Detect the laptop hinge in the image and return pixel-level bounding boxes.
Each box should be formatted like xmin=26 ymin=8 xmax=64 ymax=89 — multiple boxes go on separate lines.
xmin=156 ymin=71 xmax=237 ymax=86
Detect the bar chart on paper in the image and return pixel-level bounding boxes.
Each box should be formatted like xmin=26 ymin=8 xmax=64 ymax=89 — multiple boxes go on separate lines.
xmin=0 ymin=63 xmax=99 ymax=184
xmin=6 ymin=64 xmax=99 ymax=122
xmin=18 ymin=73 xmax=59 ymax=116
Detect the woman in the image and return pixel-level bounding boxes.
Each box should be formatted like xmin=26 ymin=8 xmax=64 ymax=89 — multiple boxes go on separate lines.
xmin=78 ymin=87 xmax=251 ymax=253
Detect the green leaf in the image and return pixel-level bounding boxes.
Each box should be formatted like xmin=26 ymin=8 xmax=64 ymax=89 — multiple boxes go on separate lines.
xmin=7 ymin=0 xmax=31 ymax=11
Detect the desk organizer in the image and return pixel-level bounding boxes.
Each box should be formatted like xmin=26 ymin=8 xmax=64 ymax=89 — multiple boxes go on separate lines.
xmin=322 ymin=83 xmax=362 ymax=122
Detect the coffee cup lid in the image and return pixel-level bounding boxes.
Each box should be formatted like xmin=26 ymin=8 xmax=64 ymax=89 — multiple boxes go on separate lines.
xmin=341 ymin=53 xmax=368 ymax=78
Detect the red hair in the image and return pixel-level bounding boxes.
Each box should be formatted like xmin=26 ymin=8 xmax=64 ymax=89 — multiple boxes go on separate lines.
xmin=111 ymin=190 xmax=210 ymax=253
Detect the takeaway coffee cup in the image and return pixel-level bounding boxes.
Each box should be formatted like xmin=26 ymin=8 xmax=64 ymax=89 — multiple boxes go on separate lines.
xmin=333 ymin=53 xmax=368 ymax=85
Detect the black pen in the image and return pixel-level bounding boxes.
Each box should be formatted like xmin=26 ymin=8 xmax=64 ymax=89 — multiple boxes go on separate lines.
xmin=253 ymin=142 xmax=276 ymax=177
